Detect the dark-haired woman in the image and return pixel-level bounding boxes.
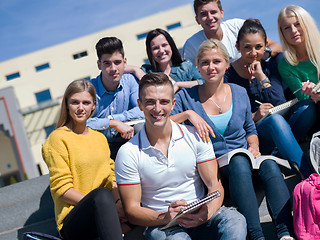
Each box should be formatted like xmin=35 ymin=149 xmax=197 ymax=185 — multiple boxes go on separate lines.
xmin=224 ymin=19 xmax=313 ymax=179
xmin=127 ymin=28 xmax=204 ymax=93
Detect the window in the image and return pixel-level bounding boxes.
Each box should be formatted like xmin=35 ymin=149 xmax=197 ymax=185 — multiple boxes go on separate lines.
xmin=137 ymin=32 xmax=148 ymax=40
xmin=73 ymin=51 xmax=88 ymax=60
xmin=35 ymin=89 xmax=52 ymax=104
xmin=166 ymin=22 xmax=181 ymax=31
xmin=6 ymin=72 xmax=20 ymax=81
xmin=35 ymin=63 xmax=50 ymax=72
xmin=44 ymin=124 xmax=56 ymax=137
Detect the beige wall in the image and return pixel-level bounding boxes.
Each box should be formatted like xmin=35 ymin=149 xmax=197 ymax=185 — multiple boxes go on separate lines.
xmin=0 ymin=4 xmax=201 ymax=174
xmin=0 ymin=132 xmax=19 ymax=176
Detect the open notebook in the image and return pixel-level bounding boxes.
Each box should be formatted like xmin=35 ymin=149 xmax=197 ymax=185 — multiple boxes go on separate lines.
xmin=312 ymin=81 xmax=320 ymax=94
xmin=255 ymin=98 xmax=299 ymax=124
xmin=160 ymin=191 xmax=221 ymax=230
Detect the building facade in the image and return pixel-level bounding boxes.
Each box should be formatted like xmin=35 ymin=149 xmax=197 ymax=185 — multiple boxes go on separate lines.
xmin=0 ymin=4 xmax=201 ymax=178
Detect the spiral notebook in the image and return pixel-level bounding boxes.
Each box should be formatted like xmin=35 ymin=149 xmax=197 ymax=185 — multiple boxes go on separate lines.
xmin=312 ymin=82 xmax=320 ymax=94
xmin=160 ymin=191 xmax=221 ymax=230
xmin=255 ymin=98 xmax=299 ymax=124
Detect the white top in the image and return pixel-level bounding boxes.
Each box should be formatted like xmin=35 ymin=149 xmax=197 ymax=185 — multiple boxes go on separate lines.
xmin=183 ymin=18 xmax=245 ymax=65
xmin=115 ymin=120 xmax=216 ymax=211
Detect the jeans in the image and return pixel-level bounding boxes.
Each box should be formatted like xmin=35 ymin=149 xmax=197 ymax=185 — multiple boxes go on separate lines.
xmin=286 ymin=99 xmax=316 ymax=142
xmin=220 ymin=155 xmax=293 ymax=240
xmin=60 ymin=188 xmax=123 ymax=240
xmin=257 ymin=113 xmax=312 ymax=178
xmin=145 ymin=206 xmax=246 ymax=240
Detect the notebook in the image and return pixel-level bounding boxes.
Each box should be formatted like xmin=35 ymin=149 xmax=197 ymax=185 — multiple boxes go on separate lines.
xmin=312 ymin=81 xmax=320 ymax=94
xmin=160 ymin=191 xmax=221 ymax=230
xmin=255 ymin=98 xmax=299 ymax=124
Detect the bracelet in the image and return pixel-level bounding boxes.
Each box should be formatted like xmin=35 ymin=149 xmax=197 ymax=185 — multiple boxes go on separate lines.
xmin=115 ymin=198 xmax=121 ymax=204
xmin=248 ymin=142 xmax=259 ymax=148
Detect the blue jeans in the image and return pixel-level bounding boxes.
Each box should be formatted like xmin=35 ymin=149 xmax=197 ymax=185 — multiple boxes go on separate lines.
xmin=286 ymin=99 xmax=316 ymax=142
xmin=145 ymin=206 xmax=246 ymax=240
xmin=257 ymin=113 xmax=312 ymax=178
xmin=220 ymin=155 xmax=293 ymax=240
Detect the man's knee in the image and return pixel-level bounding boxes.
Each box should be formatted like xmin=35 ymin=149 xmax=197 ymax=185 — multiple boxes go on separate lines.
xmin=212 ymin=206 xmax=247 ymax=238
xmin=145 ymin=226 xmax=190 ymax=240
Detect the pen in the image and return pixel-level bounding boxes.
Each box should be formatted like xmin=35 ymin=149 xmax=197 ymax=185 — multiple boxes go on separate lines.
xmin=293 ymin=80 xmax=310 ymax=94
xmin=255 ymin=100 xmax=263 ymax=105
xmin=293 ymin=87 xmax=302 ymax=94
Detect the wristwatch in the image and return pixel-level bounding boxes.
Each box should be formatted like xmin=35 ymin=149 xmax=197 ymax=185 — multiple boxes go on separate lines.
xmin=107 ymin=115 xmax=114 ymax=120
xmin=260 ymin=77 xmax=271 ymax=89
xmin=264 ymin=47 xmax=272 ymax=61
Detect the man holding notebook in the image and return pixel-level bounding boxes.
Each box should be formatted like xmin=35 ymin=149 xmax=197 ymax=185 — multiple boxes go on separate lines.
xmin=115 ymin=73 xmax=246 ymax=239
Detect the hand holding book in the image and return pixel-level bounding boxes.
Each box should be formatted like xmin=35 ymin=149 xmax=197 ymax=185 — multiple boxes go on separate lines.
xmin=161 ymin=191 xmax=221 ymax=230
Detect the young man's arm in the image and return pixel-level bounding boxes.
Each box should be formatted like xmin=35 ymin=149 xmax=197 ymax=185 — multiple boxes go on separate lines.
xmin=118 ymin=184 xmax=185 ymax=227
xmin=176 ymin=159 xmax=224 ymax=228
xmin=266 ymin=38 xmax=282 ymax=57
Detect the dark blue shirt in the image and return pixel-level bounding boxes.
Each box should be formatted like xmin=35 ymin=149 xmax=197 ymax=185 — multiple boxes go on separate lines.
xmin=224 ymin=56 xmax=286 ymax=112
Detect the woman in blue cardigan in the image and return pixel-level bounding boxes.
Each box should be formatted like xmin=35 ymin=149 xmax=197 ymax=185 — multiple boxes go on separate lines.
xmin=224 ymin=19 xmax=313 ymax=179
xmin=171 ymin=39 xmax=294 ymax=240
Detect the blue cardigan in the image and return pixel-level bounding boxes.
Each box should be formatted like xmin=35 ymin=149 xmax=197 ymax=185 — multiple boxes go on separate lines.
xmin=171 ymin=83 xmax=257 ymax=158
xmin=224 ymin=56 xmax=286 ymax=113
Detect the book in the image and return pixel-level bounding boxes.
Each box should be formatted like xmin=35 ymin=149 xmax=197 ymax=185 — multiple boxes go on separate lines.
xmin=255 ymin=98 xmax=299 ymax=124
xmin=312 ymin=81 xmax=320 ymax=94
xmin=124 ymin=118 xmax=145 ymax=126
xmin=160 ymin=191 xmax=221 ymax=230
xmin=217 ymin=148 xmax=291 ymax=169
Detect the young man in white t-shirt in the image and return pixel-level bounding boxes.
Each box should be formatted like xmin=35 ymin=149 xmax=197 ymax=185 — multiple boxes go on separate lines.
xmin=115 ymin=72 xmax=246 ymax=239
xmin=183 ymin=0 xmax=282 ymax=65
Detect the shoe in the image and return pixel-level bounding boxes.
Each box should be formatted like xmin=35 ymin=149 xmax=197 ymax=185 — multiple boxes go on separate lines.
xmin=280 ymin=236 xmax=295 ymax=240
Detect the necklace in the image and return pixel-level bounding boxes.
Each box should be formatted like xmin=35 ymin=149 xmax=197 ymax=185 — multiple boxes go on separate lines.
xmin=208 ymin=86 xmax=227 ymax=114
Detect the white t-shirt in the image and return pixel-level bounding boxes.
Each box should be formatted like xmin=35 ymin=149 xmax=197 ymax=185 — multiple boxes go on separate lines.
xmin=115 ymin=120 xmax=216 ymax=212
xmin=183 ymin=18 xmax=245 ymax=65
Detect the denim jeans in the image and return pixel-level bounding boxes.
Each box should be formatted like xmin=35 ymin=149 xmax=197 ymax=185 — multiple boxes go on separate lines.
xmin=220 ymin=155 xmax=293 ymax=240
xmin=257 ymin=113 xmax=313 ymax=178
xmin=286 ymin=99 xmax=316 ymax=142
xmin=145 ymin=206 xmax=247 ymax=240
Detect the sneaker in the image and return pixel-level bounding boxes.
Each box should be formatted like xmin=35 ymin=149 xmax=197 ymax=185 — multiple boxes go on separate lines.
xmin=280 ymin=236 xmax=295 ymax=240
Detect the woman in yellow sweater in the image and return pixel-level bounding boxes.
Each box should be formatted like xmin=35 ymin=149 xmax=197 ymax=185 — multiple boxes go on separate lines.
xmin=42 ymin=80 xmax=125 ymax=240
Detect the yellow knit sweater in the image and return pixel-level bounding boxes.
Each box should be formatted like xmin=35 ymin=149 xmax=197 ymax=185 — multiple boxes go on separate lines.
xmin=42 ymin=127 xmax=116 ymax=232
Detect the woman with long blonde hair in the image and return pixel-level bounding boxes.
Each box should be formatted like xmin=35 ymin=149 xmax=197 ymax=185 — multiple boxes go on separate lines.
xmin=278 ymin=5 xmax=320 ymax=102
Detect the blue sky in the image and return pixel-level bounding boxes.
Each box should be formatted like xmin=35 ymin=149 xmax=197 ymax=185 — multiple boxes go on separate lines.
xmin=1 ymin=0 xmax=319 ymax=62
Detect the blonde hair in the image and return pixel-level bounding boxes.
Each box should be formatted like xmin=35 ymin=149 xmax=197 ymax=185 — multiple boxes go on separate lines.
xmin=278 ymin=5 xmax=320 ymax=78
xmin=57 ymin=80 xmax=96 ymax=128
xmin=196 ymin=38 xmax=230 ymax=67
